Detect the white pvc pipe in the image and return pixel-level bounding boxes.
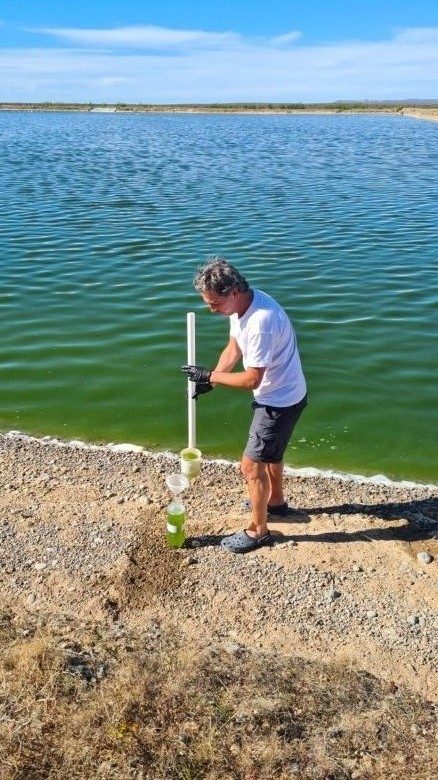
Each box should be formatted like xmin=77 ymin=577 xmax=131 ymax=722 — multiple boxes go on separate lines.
xmin=187 ymin=312 xmax=196 ymax=449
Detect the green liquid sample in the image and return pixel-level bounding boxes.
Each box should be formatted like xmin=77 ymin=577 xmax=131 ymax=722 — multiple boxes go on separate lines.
xmin=167 ymin=508 xmax=186 ymax=549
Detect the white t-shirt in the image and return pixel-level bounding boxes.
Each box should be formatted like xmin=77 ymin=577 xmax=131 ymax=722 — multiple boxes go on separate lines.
xmin=229 ymin=288 xmax=306 ymax=407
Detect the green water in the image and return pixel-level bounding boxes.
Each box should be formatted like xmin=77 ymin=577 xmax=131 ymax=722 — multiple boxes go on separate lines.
xmin=0 ymin=112 xmax=436 ymax=483
xmin=167 ymin=507 xmax=186 ymax=549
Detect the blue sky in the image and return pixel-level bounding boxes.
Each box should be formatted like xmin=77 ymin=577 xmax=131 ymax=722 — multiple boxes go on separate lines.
xmin=1 ymin=1 xmax=437 ymax=102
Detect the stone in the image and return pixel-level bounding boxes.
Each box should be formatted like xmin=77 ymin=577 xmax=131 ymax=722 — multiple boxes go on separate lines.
xmin=183 ymin=556 xmax=198 ymax=566
xmin=223 ymin=641 xmax=245 ymax=657
xmin=417 ymin=551 xmax=433 ymax=565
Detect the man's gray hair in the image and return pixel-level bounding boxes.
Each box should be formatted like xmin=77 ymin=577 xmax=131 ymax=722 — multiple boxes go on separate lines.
xmin=194 ymin=257 xmax=249 ymax=295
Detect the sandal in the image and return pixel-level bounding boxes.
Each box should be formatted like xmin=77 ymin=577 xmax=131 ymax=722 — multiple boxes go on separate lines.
xmin=221 ymin=530 xmax=273 ymax=554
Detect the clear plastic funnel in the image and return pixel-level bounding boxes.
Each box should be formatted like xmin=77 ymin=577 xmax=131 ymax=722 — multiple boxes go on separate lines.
xmin=166 ymin=472 xmax=189 ymax=496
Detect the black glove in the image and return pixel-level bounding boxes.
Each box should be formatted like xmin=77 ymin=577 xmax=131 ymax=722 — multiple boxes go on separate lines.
xmin=182 ymin=365 xmax=211 ymax=384
xmin=182 ymin=365 xmax=213 ymax=400
xmin=192 ymin=382 xmax=213 ymax=400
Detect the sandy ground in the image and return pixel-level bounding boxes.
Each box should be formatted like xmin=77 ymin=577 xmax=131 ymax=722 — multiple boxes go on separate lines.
xmin=401 ymin=108 xmax=438 ymax=122
xmin=1 ymin=432 xmax=436 ymax=703
xmin=1 ymin=106 xmax=438 ymax=122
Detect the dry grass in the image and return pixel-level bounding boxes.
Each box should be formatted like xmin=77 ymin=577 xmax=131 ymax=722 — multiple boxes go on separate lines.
xmin=0 ymin=605 xmax=436 ymax=780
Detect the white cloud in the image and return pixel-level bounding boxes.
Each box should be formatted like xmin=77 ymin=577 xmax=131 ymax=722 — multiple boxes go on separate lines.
xmin=28 ymin=25 xmax=242 ymax=49
xmin=268 ymin=31 xmax=302 ymax=46
xmin=1 ymin=26 xmax=437 ymax=102
xmin=94 ymin=76 xmax=127 ymax=87
xmin=393 ymin=27 xmax=438 ymax=44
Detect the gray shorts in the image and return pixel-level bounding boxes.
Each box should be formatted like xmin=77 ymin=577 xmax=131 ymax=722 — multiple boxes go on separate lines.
xmin=244 ymin=395 xmax=308 ymax=464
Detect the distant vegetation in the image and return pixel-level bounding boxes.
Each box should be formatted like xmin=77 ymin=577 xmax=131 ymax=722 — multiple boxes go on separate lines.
xmin=1 ymin=100 xmax=437 ymax=113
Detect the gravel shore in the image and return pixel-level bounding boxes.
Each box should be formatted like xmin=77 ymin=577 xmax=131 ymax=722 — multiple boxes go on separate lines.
xmin=1 ymin=431 xmax=436 ymax=701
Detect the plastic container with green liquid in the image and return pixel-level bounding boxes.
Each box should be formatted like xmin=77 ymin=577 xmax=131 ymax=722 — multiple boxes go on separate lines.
xmin=180 ymin=446 xmax=202 ymax=478
xmin=165 ymin=473 xmax=189 ymax=549
xmin=166 ymin=499 xmax=186 ymax=549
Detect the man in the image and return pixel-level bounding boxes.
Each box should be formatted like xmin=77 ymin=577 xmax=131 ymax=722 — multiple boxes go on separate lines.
xmin=182 ymin=257 xmax=307 ymax=553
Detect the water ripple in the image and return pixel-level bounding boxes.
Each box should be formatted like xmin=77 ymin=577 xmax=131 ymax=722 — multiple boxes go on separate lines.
xmin=0 ymin=112 xmax=436 ymax=482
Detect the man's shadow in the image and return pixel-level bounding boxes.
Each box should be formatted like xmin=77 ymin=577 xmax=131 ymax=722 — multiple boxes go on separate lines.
xmin=186 ymin=497 xmax=437 ymax=549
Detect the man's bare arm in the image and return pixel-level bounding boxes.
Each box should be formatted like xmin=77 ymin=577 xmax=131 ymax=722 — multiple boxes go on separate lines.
xmin=211 ymin=337 xmax=265 ymax=390
xmin=210 ymin=365 xmax=265 ymax=390
xmin=214 ymin=337 xmax=242 ymax=372
xmin=182 ymin=338 xmax=264 ymax=391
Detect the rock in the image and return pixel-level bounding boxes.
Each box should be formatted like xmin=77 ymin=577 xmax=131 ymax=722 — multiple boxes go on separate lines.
xmin=183 ymin=555 xmax=198 ymax=566
xmin=417 ymin=552 xmax=433 ymax=565
xmin=222 ymin=641 xmax=245 ymax=657
xmin=407 ymin=614 xmax=420 ymax=626
xmin=110 ymin=443 xmax=144 ymax=453
xmin=366 ymin=610 xmax=377 ymax=619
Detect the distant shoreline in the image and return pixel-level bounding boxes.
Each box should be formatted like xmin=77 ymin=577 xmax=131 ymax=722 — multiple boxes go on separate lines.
xmin=0 ymin=103 xmax=437 ymax=122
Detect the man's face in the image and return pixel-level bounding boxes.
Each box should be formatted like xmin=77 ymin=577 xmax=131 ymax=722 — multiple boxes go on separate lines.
xmin=201 ymin=289 xmax=237 ymax=316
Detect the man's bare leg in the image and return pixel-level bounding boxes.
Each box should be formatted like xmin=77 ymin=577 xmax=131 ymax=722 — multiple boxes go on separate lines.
xmin=267 ymin=461 xmax=285 ymax=506
xmin=241 ymin=455 xmax=269 ymax=538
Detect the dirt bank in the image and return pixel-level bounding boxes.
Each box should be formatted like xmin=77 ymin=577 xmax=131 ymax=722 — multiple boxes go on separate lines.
xmin=401 ymin=108 xmax=438 ymax=122
xmin=1 ymin=432 xmax=436 ymax=703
